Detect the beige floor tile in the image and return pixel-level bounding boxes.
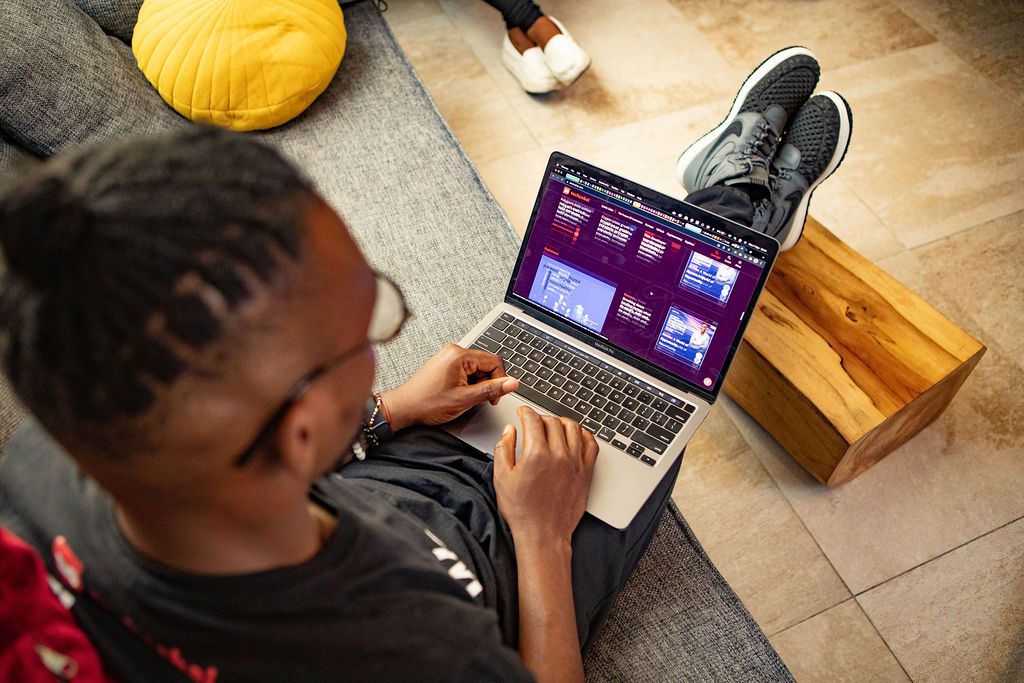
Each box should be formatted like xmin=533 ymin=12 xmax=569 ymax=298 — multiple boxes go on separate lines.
xmin=673 ymin=0 xmax=934 ymax=71
xmin=824 ymin=42 xmax=1024 ymax=249
xmin=769 ymin=600 xmax=910 ymax=682
xmin=672 ymin=404 xmax=850 ymax=635
xmin=438 ymin=0 xmax=743 ymax=145
xmin=858 ymin=517 xmax=1024 ymax=682
xmin=911 ymin=211 xmax=1024 ymax=373
xmin=722 ymin=314 xmax=1024 ymax=594
xmin=380 ymin=0 xmax=445 ymax=28
xmin=893 ymin=0 xmax=1024 ymax=106
xmin=476 ymin=146 xmax=552 ymax=236
xmin=391 ymin=14 xmax=538 ymax=163
xmin=803 ymin=170 xmax=904 ymax=262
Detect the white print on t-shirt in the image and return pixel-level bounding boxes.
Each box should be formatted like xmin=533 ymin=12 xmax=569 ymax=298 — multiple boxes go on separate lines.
xmin=423 ymin=528 xmax=483 ymax=598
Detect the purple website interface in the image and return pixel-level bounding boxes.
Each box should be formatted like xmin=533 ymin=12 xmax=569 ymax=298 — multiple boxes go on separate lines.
xmin=511 ymin=164 xmax=770 ymax=391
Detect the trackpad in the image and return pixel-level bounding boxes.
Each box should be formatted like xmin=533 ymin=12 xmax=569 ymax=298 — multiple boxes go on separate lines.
xmin=445 ymin=394 xmax=530 ymax=458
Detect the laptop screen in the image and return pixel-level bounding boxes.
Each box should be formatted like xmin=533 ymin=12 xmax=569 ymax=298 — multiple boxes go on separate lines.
xmin=507 ymin=153 xmax=777 ymax=399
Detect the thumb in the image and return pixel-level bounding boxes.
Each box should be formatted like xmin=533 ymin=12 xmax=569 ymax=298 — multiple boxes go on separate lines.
xmin=494 ymin=423 xmax=517 ymax=472
xmin=464 ymin=376 xmax=519 ymax=407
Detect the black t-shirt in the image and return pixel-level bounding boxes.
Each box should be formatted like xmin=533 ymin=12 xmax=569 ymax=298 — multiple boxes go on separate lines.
xmin=0 ymin=423 xmax=531 ymax=682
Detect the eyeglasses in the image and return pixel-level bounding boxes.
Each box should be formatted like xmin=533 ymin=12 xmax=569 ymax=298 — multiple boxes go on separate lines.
xmin=233 ymin=271 xmax=410 ymax=468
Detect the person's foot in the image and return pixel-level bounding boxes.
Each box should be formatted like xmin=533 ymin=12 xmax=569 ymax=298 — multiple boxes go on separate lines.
xmin=502 ymin=31 xmax=559 ymax=94
xmin=753 ymin=91 xmax=853 ymax=250
xmin=541 ymin=16 xmax=590 ymax=87
xmin=676 ymin=46 xmax=820 ymax=192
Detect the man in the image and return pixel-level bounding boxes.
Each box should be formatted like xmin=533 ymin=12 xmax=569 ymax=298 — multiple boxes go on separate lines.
xmin=0 ymin=48 xmax=850 ymax=681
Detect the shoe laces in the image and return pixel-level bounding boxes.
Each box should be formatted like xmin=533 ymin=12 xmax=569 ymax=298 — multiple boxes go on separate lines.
xmin=744 ymin=118 xmax=781 ymax=160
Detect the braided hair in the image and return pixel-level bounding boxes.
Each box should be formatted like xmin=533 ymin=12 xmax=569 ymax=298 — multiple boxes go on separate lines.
xmin=0 ymin=127 xmax=316 ymax=454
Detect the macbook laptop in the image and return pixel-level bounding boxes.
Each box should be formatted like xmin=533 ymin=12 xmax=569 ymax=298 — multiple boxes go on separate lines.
xmin=445 ymin=152 xmax=779 ymax=528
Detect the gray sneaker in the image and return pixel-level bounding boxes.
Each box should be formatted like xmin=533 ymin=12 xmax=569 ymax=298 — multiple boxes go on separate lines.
xmin=754 ymin=91 xmax=853 ymax=250
xmin=676 ymin=46 xmax=820 ymax=193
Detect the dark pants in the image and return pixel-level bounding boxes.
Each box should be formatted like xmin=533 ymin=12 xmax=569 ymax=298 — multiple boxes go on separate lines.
xmin=481 ymin=0 xmax=544 ymax=32
xmin=346 ymin=185 xmax=756 ymax=653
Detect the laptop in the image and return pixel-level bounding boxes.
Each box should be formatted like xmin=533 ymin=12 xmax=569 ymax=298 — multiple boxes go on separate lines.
xmin=445 ymin=152 xmax=779 ymax=528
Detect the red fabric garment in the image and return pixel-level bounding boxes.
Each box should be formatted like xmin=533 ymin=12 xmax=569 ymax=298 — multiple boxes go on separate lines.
xmin=0 ymin=527 xmax=113 ymax=682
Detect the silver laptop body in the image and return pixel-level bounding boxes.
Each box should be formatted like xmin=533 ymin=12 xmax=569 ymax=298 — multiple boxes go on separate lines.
xmin=445 ymin=152 xmax=779 ymax=528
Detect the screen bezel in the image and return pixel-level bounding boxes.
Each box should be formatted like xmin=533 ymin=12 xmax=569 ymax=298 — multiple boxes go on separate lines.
xmin=504 ymin=151 xmax=780 ymax=403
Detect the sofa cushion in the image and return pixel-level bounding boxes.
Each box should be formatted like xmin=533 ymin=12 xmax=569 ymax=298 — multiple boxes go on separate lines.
xmin=132 ymin=0 xmax=348 ymax=131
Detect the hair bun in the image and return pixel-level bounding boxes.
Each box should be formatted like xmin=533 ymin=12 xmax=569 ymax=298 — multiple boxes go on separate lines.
xmin=0 ymin=172 xmax=94 ymax=291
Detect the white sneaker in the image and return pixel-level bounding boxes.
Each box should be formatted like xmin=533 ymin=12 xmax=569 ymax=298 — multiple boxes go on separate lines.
xmin=542 ymin=16 xmax=591 ymax=86
xmin=502 ymin=32 xmax=559 ymax=94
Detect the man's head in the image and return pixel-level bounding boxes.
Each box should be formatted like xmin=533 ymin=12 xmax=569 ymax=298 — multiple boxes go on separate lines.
xmin=0 ymin=128 xmax=378 ymax=504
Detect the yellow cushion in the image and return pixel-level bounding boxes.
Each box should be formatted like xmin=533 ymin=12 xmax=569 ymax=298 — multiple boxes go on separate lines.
xmin=132 ymin=0 xmax=346 ymax=132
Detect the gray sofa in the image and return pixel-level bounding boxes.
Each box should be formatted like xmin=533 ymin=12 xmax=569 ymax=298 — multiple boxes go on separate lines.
xmin=0 ymin=1 xmax=791 ymax=679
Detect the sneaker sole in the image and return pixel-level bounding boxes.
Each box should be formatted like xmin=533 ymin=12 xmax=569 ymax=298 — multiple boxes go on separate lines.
xmin=674 ymin=46 xmax=818 ymax=192
xmin=778 ymin=90 xmax=853 ymax=251
xmin=546 ymin=16 xmax=592 ymax=87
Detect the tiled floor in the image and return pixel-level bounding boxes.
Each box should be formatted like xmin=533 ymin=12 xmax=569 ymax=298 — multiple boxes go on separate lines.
xmin=382 ymin=1 xmax=1024 ymax=680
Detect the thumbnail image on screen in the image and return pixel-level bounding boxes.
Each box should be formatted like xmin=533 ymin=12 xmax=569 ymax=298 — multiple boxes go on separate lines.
xmin=680 ymin=252 xmax=739 ymax=305
xmin=654 ymin=306 xmax=717 ymax=370
xmin=527 ymin=254 xmax=617 ymax=332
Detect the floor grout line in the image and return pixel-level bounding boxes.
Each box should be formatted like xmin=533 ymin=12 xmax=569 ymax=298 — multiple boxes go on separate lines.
xmin=853 ymin=513 xmax=1024 ymax=597
xmin=853 ymin=594 xmax=917 ymax=682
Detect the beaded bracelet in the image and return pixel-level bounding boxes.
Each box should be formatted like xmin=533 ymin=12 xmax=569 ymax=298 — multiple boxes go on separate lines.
xmin=351 ymin=393 xmax=395 ymax=460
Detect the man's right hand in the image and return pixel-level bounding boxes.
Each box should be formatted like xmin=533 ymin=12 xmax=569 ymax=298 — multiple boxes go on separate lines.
xmin=493 ymin=406 xmax=598 ymax=546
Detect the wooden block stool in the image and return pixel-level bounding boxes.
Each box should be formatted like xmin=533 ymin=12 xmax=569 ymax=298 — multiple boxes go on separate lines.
xmin=724 ymin=218 xmax=986 ymax=486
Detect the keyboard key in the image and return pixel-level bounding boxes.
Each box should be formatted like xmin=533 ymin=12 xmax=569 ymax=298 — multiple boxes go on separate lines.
xmin=568 ymin=369 xmax=585 ymax=383
xmin=666 ymin=405 xmax=688 ymax=420
xmin=651 ymin=412 xmax=667 ymax=426
xmin=623 ymin=397 xmax=639 ymax=411
xmin=594 ymin=384 xmax=611 ymax=397
xmin=508 ymin=366 xmax=525 ymax=379
xmin=611 ymin=438 xmax=628 ymax=450
xmin=482 ymin=328 xmax=506 ymax=343
xmin=576 ymin=388 xmax=593 ymax=402
xmin=596 ymin=370 xmax=612 ymax=383
xmin=577 ymin=402 xmax=593 ymax=416
xmin=518 ymin=330 xmax=533 ymax=342
xmin=583 ymin=363 xmax=599 ymax=376
xmin=618 ymin=408 xmax=635 ymax=422
xmin=514 ymin=383 xmax=584 ymax=424
xmin=475 ymin=337 xmax=500 ymax=352
xmin=563 ymin=381 xmax=580 ymax=394
xmin=530 ymin=338 xmax=545 ymax=349
xmin=499 ymin=312 xmax=515 ymax=322
xmin=605 ymin=403 xmax=622 ymax=416
xmin=638 ymin=391 xmax=654 ymax=405
xmin=541 ymin=356 xmax=557 ymax=369
xmin=623 ymin=384 xmax=639 ymax=397
xmin=548 ymin=387 xmax=565 ymax=401
xmin=609 ymin=390 xmax=625 ymax=404
xmin=652 ymin=398 xmax=668 ymax=412
xmin=618 ymin=424 xmax=635 ymax=438
xmin=626 ymin=443 xmax=644 ymax=458
xmin=637 ymin=405 xmax=654 ymax=418
xmin=683 ymin=404 xmax=696 ymax=414
xmin=511 ymin=353 xmax=528 ymax=366
xmin=563 ymin=395 xmax=579 ymax=409
xmin=556 ymin=350 xmax=572 ymax=362
xmin=581 ymin=377 xmax=598 ymax=390
xmin=521 ymin=373 xmax=538 ymax=386
xmin=582 ymin=418 xmax=601 ymax=434
xmin=550 ymin=375 xmax=566 ymax=388
xmin=647 ymin=424 xmax=674 ymax=444
xmin=536 ymin=367 xmax=553 ymax=380
xmin=568 ymin=357 xmax=586 ymax=370
xmin=493 ymin=319 xmax=509 ymax=332
xmin=631 ymin=431 xmax=666 ymax=454
xmin=534 ymin=379 xmax=552 ymax=394
xmin=632 ymin=416 xmax=650 ymax=431
xmin=524 ymin=360 xmax=540 ymax=373
xmin=609 ymin=377 xmax=625 ymax=390
xmin=543 ymin=343 xmax=557 ymax=355
xmin=498 ymin=345 xmax=516 ymax=359
xmin=589 ymin=407 xmax=606 ymax=422
xmin=591 ymin=395 xmax=607 ymax=410
xmin=666 ymin=418 xmax=684 ymax=434
xmin=555 ymin=363 xmax=571 ymax=375
xmin=602 ymin=415 xmax=620 ymax=430
xmin=528 ymin=349 xmax=544 ymax=362
xmin=597 ymin=427 xmax=615 ymax=442
xmin=640 ymin=455 xmax=657 ymax=467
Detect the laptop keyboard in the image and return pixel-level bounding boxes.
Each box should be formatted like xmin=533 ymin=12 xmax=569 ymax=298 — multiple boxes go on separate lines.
xmin=470 ymin=313 xmax=697 ymax=467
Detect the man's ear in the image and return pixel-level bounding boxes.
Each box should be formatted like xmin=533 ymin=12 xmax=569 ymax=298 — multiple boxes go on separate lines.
xmin=272 ymin=397 xmax=322 ymax=481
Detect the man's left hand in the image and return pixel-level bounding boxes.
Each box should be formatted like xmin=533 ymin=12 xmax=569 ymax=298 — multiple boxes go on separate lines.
xmin=381 ymin=345 xmax=519 ymax=431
